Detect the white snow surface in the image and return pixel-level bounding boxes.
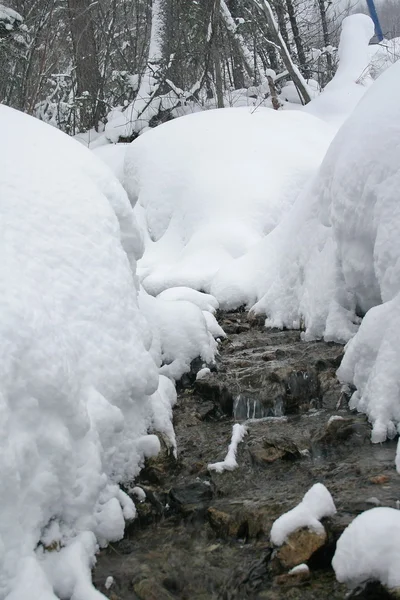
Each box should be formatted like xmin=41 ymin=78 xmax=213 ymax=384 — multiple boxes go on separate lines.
xmin=332 ymin=507 xmax=400 ymax=590
xmin=246 ymin=59 xmax=400 ymax=451
xmin=123 ymin=106 xmax=334 ymax=297
xmin=0 ymin=106 xmax=214 ymax=599
xmin=270 ymin=483 xmax=336 ymax=546
xmin=304 ymin=15 xmax=375 ymax=128
xmin=323 ymin=59 xmax=400 ymax=446
xmin=208 ymin=424 xmax=247 ymax=474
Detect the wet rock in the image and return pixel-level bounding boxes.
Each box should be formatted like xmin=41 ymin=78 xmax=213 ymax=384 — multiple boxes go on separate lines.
xmin=170 ymin=480 xmax=214 ymax=508
xmin=369 ymin=474 xmax=390 ymax=485
xmin=138 ymin=435 xmax=177 ymax=485
xmin=208 ymin=502 xmax=280 ymax=540
xmin=195 ymin=378 xmax=234 ymax=416
xmin=207 ymin=507 xmax=238 ymax=537
xmin=273 ymin=528 xmax=328 ymax=570
xmin=133 ymin=579 xmax=175 ymax=600
xmin=249 ymin=435 xmax=301 ymax=466
xmin=311 ymin=417 xmax=370 ymax=451
xmin=94 ymin=310 xmax=400 ymax=600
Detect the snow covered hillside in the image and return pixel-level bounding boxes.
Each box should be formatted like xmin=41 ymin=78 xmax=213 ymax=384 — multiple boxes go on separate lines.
xmin=0 ymin=105 xmax=219 ymax=599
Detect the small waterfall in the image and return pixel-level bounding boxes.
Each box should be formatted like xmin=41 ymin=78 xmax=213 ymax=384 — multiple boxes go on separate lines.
xmin=233 ymin=394 xmax=284 ymax=421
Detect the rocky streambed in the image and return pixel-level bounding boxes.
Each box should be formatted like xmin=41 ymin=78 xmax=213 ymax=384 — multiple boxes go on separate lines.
xmin=94 ymin=311 xmax=400 ymax=600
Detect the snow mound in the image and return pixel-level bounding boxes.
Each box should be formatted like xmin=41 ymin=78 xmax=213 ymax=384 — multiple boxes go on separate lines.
xmin=304 ymin=14 xmax=375 ymax=128
xmin=249 ymin=59 xmax=400 ymax=453
xmin=157 ymin=287 xmax=219 ymax=314
xmin=124 ymin=106 xmax=334 ymax=297
xmin=332 ymin=507 xmax=400 ymax=590
xmin=324 ymin=59 xmax=400 ymax=445
xmin=270 ymin=483 xmax=336 ymax=546
xmin=139 ymin=289 xmax=218 ymax=381
xmin=0 ymin=105 xmax=165 ymax=598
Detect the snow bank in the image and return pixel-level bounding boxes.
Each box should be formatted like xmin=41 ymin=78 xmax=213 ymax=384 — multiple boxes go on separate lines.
xmin=324 ymin=59 xmax=400 ymax=445
xmin=270 ymin=483 xmax=336 ymax=546
xmin=124 ymin=106 xmax=333 ymax=297
xmin=139 ymin=289 xmax=218 ymax=381
xmin=304 ymin=14 xmax=375 ymax=128
xmin=0 ymin=105 xmax=171 ymax=599
xmin=332 ymin=507 xmax=400 ymax=590
xmin=249 ymin=59 xmax=400 ymax=450
xmin=208 ymin=424 xmax=247 ymax=474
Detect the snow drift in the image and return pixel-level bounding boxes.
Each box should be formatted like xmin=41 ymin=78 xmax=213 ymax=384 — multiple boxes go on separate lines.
xmin=123 ymin=106 xmax=333 ymax=296
xmin=249 ymin=59 xmax=400 ymax=452
xmin=0 ymin=106 xmax=218 ymax=598
xmin=332 ymin=507 xmax=400 ymax=591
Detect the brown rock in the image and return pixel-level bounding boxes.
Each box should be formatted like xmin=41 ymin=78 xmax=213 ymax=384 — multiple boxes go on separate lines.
xmin=250 ymin=445 xmax=287 ymax=464
xmin=274 ymin=567 xmax=311 ymax=587
xmin=275 ymin=528 xmax=327 ymax=569
xmin=133 ymin=579 xmax=175 ymax=600
xmin=369 ymin=474 xmax=390 ymax=485
xmin=250 ymin=435 xmax=301 ymax=465
xmin=207 ymin=507 xmax=238 ymax=537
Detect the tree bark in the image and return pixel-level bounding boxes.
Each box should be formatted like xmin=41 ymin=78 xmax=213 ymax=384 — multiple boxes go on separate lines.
xmin=318 ymin=0 xmax=334 ymax=81
xmin=253 ymin=0 xmax=311 ymax=104
xmin=222 ymin=0 xmax=254 ymax=86
xmin=67 ymin=0 xmax=102 ymax=131
xmin=285 ymin=0 xmax=308 ymax=77
xmin=212 ymin=0 xmax=225 ymax=107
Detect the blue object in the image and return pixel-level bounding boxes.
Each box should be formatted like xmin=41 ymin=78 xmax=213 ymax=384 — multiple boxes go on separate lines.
xmin=366 ymin=0 xmax=384 ymax=41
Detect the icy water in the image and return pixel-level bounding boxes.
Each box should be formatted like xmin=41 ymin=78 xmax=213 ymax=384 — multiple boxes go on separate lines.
xmin=94 ymin=312 xmax=400 ymax=600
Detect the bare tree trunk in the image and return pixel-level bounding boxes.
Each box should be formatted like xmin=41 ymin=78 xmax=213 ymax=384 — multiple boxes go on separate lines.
xmin=213 ymin=0 xmax=225 ymax=108
xmin=67 ymin=0 xmax=102 ymax=131
xmin=318 ymin=0 xmax=334 ymax=81
xmin=285 ymin=0 xmax=308 ymax=77
xmin=253 ymin=0 xmax=311 ymax=104
xmin=272 ymin=0 xmax=289 ymax=46
xmin=220 ymin=0 xmax=255 ymax=84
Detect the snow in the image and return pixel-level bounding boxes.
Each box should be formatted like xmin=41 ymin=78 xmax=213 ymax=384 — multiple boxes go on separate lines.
xmin=288 ymin=564 xmax=310 ymax=575
xmin=0 ymin=4 xmax=22 ymax=27
xmin=124 ymin=106 xmax=334 ymax=297
xmin=332 ymin=507 xmax=400 ymax=590
xmin=368 ymin=37 xmax=400 ymax=80
xmin=139 ymin=289 xmax=217 ymax=381
xmin=242 ymin=55 xmax=400 ymax=455
xmin=0 ymin=105 xmax=176 ymax=599
xmin=196 ymin=368 xmax=211 ymax=381
xmin=208 ymin=424 xmax=247 ymax=474
xmin=157 ymin=287 xmax=219 ymax=314
xmin=304 ymin=15 xmax=375 ymax=128
xmin=104 ymin=576 xmax=114 ymax=590
xmin=270 ymin=483 xmax=336 ymax=546
xmin=131 ymin=487 xmax=146 ymax=502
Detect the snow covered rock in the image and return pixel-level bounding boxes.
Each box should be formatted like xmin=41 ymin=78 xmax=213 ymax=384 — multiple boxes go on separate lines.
xmin=332 ymin=507 xmax=400 ymax=593
xmin=124 ymin=106 xmax=334 ymax=298
xmin=271 ymin=483 xmax=336 ymax=546
xmin=0 ymin=105 xmax=169 ymax=599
